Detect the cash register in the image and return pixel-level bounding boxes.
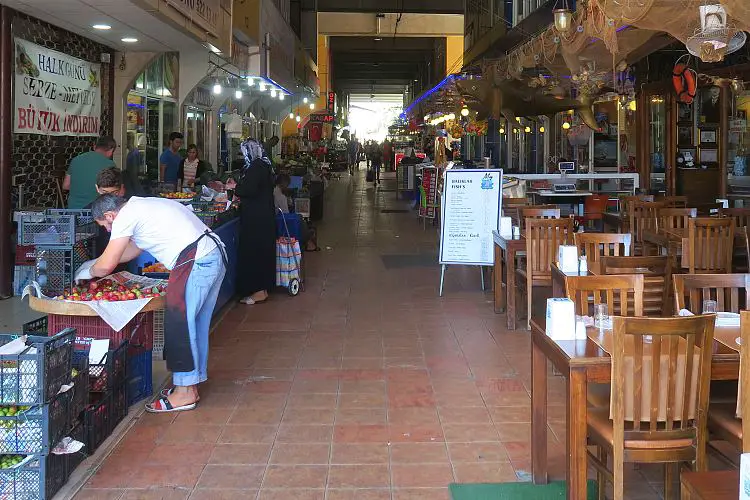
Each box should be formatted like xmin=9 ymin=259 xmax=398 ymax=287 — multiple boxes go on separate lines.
xmin=552 ymin=161 xmax=577 ymax=193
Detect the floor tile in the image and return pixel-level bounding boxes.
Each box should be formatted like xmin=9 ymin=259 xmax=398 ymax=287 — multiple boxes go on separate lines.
xmin=262 ymin=465 xmax=328 ymax=488
xmin=330 ymin=443 xmax=389 ymax=464
xmin=389 ymin=442 xmax=449 ymax=463
xmin=327 ymin=464 xmax=390 ymax=488
xmin=195 ymin=465 xmax=265 ymax=489
xmin=270 ymin=443 xmax=331 ymax=464
xmin=390 ymin=463 xmax=454 ymax=488
xmin=209 ymin=443 xmax=272 ymax=464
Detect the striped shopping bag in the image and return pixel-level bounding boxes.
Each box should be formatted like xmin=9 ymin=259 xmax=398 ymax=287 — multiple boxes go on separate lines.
xmin=276 ymin=236 xmax=302 ymax=287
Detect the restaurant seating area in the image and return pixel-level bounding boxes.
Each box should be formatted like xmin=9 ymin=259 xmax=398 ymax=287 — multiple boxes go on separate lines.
xmin=492 ymin=194 xmax=750 ymax=499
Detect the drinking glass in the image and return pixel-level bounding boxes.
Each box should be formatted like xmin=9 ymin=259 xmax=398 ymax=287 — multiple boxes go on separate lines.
xmin=702 ymin=300 xmax=718 ymax=314
xmin=594 ymin=303 xmax=608 ymax=329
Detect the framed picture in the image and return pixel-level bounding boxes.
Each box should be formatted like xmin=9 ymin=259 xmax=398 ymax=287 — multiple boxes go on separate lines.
xmin=678 ymin=102 xmax=693 ymax=124
xmin=738 ymin=109 xmax=747 ymax=121
xmin=700 ymin=129 xmax=717 ymax=145
xmin=699 ymin=86 xmax=721 ymax=124
xmin=678 ymin=126 xmax=693 ymax=146
xmin=700 ymin=148 xmax=718 ymax=163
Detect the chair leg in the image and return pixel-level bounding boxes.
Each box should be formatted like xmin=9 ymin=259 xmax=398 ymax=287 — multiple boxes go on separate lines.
xmin=526 ymin=284 xmax=533 ymax=330
xmin=597 ymin=446 xmax=607 ymax=500
xmin=612 ymin=458 xmax=624 ymax=500
xmin=664 ymin=462 xmax=677 ymax=500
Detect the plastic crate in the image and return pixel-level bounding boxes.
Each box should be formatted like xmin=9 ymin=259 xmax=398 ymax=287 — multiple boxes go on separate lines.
xmin=69 ymin=356 xmax=89 ymax=425
xmin=0 ymin=390 xmax=71 ymax=455
xmin=0 ymin=330 xmax=74 ymax=406
xmin=0 ymin=452 xmax=68 ymax=500
xmin=152 ymin=309 xmax=164 ymax=359
xmin=13 ymin=265 xmax=35 ymax=297
xmin=34 ymin=240 xmax=95 ymax=296
xmin=126 ymin=348 xmax=153 ymax=406
xmin=20 ymin=212 xmax=96 ymax=246
xmin=14 ymin=245 xmax=36 ymax=265
xmin=72 ymin=342 xmax=127 ymax=394
xmin=44 ymin=312 xmax=154 ymax=351
xmin=111 ymin=382 xmax=127 ymax=427
xmin=66 ymin=422 xmax=86 ymax=475
xmin=82 ymin=393 xmax=111 ymax=454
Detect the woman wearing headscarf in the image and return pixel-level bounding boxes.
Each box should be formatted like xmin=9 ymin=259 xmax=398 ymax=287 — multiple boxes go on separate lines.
xmin=225 ymin=139 xmax=276 ymax=304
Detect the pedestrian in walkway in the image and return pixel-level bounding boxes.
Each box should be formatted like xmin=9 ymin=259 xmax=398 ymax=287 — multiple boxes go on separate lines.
xmin=225 ymin=138 xmax=276 ymax=305
xmin=371 ymin=143 xmax=383 ymax=185
xmin=63 ymin=136 xmax=117 ymax=209
xmin=159 ymin=132 xmax=184 ymax=184
xmin=79 ymin=194 xmax=227 ymax=412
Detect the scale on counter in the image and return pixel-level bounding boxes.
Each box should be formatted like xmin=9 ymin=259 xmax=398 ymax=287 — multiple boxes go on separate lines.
xmin=553 ymin=161 xmax=577 ymax=192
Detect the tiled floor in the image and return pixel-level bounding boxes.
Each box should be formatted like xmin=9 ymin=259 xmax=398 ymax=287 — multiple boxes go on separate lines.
xmin=73 ymin=168 xmax=670 ymax=499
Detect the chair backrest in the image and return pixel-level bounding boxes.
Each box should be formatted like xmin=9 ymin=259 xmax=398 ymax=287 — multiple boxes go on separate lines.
xmin=525 ymin=217 xmax=574 ymax=280
xmin=620 ymin=194 xmax=655 ymax=215
xmin=629 ymin=201 xmax=667 ymax=250
xmin=610 ymin=315 xmax=714 ymax=449
xmin=574 ymin=232 xmax=632 ymax=262
xmin=673 ymin=273 xmax=750 ymax=313
xmin=584 ymin=194 xmax=609 ymax=218
xmin=520 ymin=206 xmax=561 ymax=229
xmin=720 ymin=207 xmax=750 ymax=228
xmin=564 ymin=274 xmax=644 ymax=317
xmin=657 ymin=195 xmax=688 ymax=208
xmin=740 ymin=311 xmax=750 ymax=451
xmin=687 ymin=217 xmax=735 ymax=274
xmin=658 ymin=208 xmax=697 ymax=231
xmin=600 ymin=255 xmax=672 ymax=317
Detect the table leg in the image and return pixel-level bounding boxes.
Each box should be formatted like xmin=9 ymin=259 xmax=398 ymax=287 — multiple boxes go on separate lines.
xmin=506 ymin=248 xmax=517 ymax=330
xmin=567 ymin=368 xmax=588 ymax=500
xmin=494 ymin=244 xmax=505 ymax=313
xmin=531 ymin=340 xmax=548 ymax=484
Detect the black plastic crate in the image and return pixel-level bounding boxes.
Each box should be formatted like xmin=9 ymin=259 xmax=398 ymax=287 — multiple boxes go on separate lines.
xmin=82 ymin=393 xmax=111 ymax=454
xmin=73 ymin=341 xmax=128 ymax=394
xmin=111 ymin=382 xmax=127 ymax=429
xmin=126 ymin=348 xmax=153 ymax=407
xmin=69 ymin=356 xmax=89 ymax=425
xmin=0 ymin=329 xmax=74 ymax=406
xmin=65 ymin=423 xmax=86 ymax=476
xmin=21 ymin=317 xmax=46 ymax=336
xmin=0 ymin=390 xmax=71 ymax=455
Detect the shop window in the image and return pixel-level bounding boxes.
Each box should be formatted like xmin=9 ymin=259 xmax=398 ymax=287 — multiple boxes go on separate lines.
xmin=729 ymin=90 xmax=750 ymax=178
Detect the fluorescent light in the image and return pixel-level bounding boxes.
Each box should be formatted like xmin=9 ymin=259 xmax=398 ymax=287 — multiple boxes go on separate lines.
xmin=270 ymin=89 xmax=277 ymax=98
xmin=235 ymin=89 xmax=242 ymax=99
xmin=303 ymin=97 xmax=308 ymax=104
xmin=92 ymin=24 xmax=111 ymax=30
xmin=258 ymin=82 xmax=266 ymax=91
xmin=213 ymin=82 xmax=222 ymax=94
xmin=247 ymin=77 xmax=255 ymax=86
xmin=374 ymin=37 xmax=382 ymax=41
xmin=121 ymin=37 xmax=138 ymax=43
xmin=205 ymin=42 xmax=221 ymax=54
xmin=279 ymin=93 xmax=284 ymax=101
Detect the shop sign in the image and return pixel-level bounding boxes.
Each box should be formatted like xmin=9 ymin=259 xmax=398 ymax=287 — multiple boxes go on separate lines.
xmin=192 ymin=87 xmax=213 ymax=108
xmin=14 ymin=38 xmax=101 ymax=136
xmin=327 ymin=92 xmax=336 ymax=114
xmin=172 ymin=0 xmax=221 ymax=36
xmin=309 ymin=113 xmax=334 ymax=124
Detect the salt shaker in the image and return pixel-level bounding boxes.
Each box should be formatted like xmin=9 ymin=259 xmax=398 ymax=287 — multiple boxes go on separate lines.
xmin=578 ymin=255 xmax=588 ymax=274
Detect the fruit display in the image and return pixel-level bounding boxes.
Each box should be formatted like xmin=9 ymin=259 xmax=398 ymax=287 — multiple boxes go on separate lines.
xmin=0 ymin=455 xmax=26 ymax=469
xmin=0 ymin=406 xmax=30 ymax=422
xmin=142 ymin=263 xmax=168 ymax=274
xmin=160 ymin=192 xmax=194 ymax=199
xmin=56 ymin=279 xmax=166 ymax=302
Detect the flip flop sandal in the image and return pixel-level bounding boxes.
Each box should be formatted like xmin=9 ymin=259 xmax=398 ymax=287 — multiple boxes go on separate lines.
xmin=160 ymin=387 xmax=200 ymax=402
xmin=145 ymin=397 xmax=196 ymax=413
xmin=240 ymin=296 xmax=267 ymax=305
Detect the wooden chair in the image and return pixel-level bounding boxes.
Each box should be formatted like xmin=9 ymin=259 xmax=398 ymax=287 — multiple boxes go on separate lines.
xmin=687 ymin=217 xmax=734 ymax=274
xmin=719 ymin=207 xmax=750 ymax=228
xmin=658 ymin=208 xmax=696 ymax=231
xmin=587 ymin=314 xmax=716 ymax=500
xmin=574 ymin=232 xmax=631 ymax=263
xmin=656 ymin=195 xmax=688 ymax=208
xmin=629 ymin=201 xmax=666 ymax=256
xmin=563 ymin=274 xmax=644 ymax=317
xmin=600 ymin=255 xmax=672 ymax=317
xmin=706 ymin=310 xmax=750 ymax=453
xmin=517 ymin=217 xmax=574 ymax=329
xmin=618 ymin=195 xmax=655 ymax=233
xmin=673 ymin=273 xmax=750 ymax=313
xmin=583 ymin=194 xmax=609 ymax=230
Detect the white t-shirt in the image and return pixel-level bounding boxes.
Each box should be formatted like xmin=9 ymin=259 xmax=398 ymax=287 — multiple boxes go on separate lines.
xmin=273 ymin=186 xmax=289 ymax=214
xmin=110 ymin=197 xmax=220 ymax=270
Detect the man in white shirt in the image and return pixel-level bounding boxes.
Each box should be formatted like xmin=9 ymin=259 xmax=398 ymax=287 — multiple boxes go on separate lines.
xmin=82 ymin=194 xmax=226 ymax=412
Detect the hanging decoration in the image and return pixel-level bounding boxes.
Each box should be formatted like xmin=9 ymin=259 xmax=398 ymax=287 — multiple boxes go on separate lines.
xmin=685 ymin=4 xmax=746 ymax=62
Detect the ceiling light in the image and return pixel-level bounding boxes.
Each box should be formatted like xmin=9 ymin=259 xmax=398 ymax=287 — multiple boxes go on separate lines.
xmin=374 ymin=37 xmax=382 ymax=41
xmin=413 ymin=79 xmax=418 ymax=82
xmin=92 ymin=24 xmax=111 ymax=30
xmin=562 ymin=121 xmax=571 ymax=130
xmin=524 ymin=126 xmax=531 ymax=133
xmin=258 ymin=82 xmax=266 ymax=91
xmin=247 ymin=77 xmax=255 ymax=86
xmin=279 ymin=93 xmax=284 ymax=101
xmin=213 ymin=81 xmax=222 ymax=95
xmin=539 ymin=126 xmax=545 ymax=133
xmin=309 ymin=103 xmax=315 ymax=110
xmin=235 ymin=89 xmax=242 ymax=99
xmin=289 ymin=112 xmax=294 ymax=119
xmin=303 ymin=97 xmax=308 ymax=104
xmin=296 ymin=115 xmax=301 ymax=122
xmin=499 ymin=127 xmax=505 ymax=134
xmin=461 ymin=107 xmax=470 ymax=117
xmin=121 ymin=37 xmax=138 ymax=43
xmin=270 ymin=89 xmax=277 ymax=98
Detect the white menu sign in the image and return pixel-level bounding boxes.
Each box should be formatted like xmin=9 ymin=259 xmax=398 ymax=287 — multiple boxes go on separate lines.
xmin=439 ymin=169 xmax=503 ymax=266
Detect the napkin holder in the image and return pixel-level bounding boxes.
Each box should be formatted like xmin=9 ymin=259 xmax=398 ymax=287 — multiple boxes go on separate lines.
xmin=740 ymin=453 xmax=750 ymax=499
xmin=546 ymin=298 xmax=576 ymax=340
xmin=558 ymin=245 xmax=579 ymax=273
xmin=499 ymin=217 xmax=513 ymax=237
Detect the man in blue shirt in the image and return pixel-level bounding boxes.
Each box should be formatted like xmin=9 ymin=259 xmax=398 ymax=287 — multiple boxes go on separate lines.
xmin=159 ymin=132 xmax=184 ymax=184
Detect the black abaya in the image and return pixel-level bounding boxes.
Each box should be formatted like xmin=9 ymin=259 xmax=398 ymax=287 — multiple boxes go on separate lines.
xmin=235 ymin=159 xmax=276 ymax=296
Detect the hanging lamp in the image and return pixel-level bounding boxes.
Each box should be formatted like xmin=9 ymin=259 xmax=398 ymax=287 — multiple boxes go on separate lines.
xmin=553 ymin=0 xmax=573 ymax=33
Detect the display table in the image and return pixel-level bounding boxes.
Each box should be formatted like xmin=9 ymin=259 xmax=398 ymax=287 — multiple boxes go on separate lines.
xmin=28 ymin=295 xmax=164 ymax=316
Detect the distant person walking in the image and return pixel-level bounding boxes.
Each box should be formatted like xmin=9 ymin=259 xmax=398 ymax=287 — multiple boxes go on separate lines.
xmin=63 ymin=136 xmax=117 ymax=209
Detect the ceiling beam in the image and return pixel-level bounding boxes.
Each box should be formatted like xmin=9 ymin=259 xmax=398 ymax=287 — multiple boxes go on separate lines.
xmin=319 ymin=12 xmax=463 ymax=37
xmin=317 ymin=0 xmax=463 ymax=14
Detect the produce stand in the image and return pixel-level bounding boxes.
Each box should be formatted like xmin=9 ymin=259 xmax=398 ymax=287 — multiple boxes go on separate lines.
xmin=27 ymin=295 xmax=164 ymax=316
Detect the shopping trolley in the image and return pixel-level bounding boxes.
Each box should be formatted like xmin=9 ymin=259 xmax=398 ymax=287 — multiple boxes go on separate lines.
xmin=276 ymin=208 xmax=303 ymax=296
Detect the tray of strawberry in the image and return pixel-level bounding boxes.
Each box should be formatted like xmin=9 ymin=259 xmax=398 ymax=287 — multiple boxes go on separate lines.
xmin=57 ymin=279 xmax=166 ymax=302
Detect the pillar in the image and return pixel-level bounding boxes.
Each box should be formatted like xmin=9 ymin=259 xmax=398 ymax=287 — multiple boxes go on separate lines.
xmin=0 ymin=6 xmax=11 ymax=297
xmin=486 ymin=118 xmax=500 ymax=168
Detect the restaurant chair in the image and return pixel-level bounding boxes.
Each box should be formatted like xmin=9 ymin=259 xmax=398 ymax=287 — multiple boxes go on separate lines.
xmin=629 ymin=201 xmax=666 ymax=256
xmin=706 ymin=310 xmax=750 ymax=453
xmin=673 ymin=273 xmax=750 ymax=313
xmin=658 ymin=208 xmax=697 ymax=232
xmin=574 ymin=232 xmax=631 ymax=263
xmin=719 ymin=207 xmax=750 ymax=228
xmin=719 ymin=209 xmax=750 ymax=272
xmin=618 ymin=195 xmax=655 ymax=234
xmin=583 ymin=194 xmax=609 ymax=231
xmin=587 ymin=314 xmax=716 ymax=500
xmin=600 ymin=255 xmax=672 ymax=317
xmin=517 ymin=217 xmax=574 ymax=329
xmin=657 ymin=195 xmax=688 ymax=208
xmin=687 ymin=217 xmax=734 ymax=274
xmin=502 ymin=197 xmax=528 ymax=224
xmin=563 ymin=274 xmax=644 ymax=317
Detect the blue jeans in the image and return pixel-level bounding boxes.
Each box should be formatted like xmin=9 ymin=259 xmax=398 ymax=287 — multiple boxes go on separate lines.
xmin=173 ymin=246 xmax=226 ymax=387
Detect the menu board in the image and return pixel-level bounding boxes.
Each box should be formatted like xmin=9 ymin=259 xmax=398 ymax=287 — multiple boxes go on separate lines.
xmin=439 ymin=169 xmax=503 ymax=266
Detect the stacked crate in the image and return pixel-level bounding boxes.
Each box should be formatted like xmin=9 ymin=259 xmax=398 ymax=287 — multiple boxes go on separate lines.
xmin=0 ymin=329 xmax=84 ymax=499
xmin=13 ymin=210 xmax=45 ymax=296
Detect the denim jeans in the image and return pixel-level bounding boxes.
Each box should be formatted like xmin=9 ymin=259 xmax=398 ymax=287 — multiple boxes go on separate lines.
xmin=173 ymin=246 xmax=226 ymax=387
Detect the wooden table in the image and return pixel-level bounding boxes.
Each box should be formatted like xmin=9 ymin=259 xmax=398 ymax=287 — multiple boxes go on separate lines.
xmin=492 ymin=230 xmax=525 ymax=330
xmin=531 ymin=316 xmax=740 ymax=500
xmin=680 ymin=470 xmax=739 ymax=499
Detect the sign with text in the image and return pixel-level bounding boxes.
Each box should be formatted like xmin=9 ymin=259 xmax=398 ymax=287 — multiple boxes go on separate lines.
xmin=327 ymin=92 xmax=336 ymax=114
xmin=14 ymin=38 xmax=101 ymax=136
xmin=308 ymin=113 xmax=334 ymax=124
xmin=439 ymin=169 xmax=503 ymax=266
xmin=172 ymin=0 xmax=221 ymax=36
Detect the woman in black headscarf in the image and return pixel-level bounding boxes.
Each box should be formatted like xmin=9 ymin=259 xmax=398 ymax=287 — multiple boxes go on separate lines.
xmin=225 ymin=139 xmax=276 ymax=304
